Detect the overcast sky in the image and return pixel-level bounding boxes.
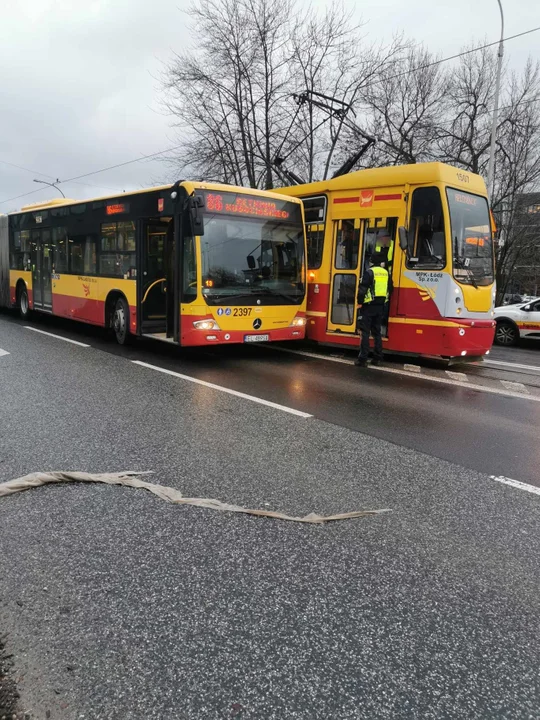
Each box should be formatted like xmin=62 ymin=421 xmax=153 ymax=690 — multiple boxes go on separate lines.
xmin=1 ymin=0 xmax=538 ymax=212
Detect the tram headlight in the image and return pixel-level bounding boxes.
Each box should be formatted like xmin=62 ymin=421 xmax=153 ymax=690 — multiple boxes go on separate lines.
xmin=290 ymin=315 xmax=307 ymax=327
xmin=193 ymin=319 xmax=221 ymax=330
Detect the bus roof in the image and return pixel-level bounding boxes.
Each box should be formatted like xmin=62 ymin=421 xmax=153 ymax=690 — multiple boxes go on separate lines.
xmin=11 ymin=181 xmax=303 ymax=216
xmin=274 ymin=162 xmax=488 ymax=198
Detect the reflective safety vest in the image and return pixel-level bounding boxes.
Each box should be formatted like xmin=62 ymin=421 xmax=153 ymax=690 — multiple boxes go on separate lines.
xmin=364 ymin=265 xmax=389 ymax=304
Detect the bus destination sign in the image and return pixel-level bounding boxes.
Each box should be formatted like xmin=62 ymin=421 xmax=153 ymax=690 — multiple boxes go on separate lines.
xmin=204 ymin=192 xmax=290 ymax=219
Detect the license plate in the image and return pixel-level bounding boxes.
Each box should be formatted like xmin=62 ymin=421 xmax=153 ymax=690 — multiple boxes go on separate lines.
xmin=244 ymin=334 xmax=269 ymax=343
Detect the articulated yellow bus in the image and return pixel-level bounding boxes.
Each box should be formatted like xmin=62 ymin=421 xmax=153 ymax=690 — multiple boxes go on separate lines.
xmin=276 ymin=162 xmax=496 ymax=360
xmin=0 ymin=182 xmax=308 ymax=346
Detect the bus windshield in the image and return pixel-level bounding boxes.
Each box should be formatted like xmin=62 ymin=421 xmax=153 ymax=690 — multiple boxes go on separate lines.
xmin=446 ymin=189 xmax=494 ymax=287
xmin=200 ymin=192 xmax=305 ymax=305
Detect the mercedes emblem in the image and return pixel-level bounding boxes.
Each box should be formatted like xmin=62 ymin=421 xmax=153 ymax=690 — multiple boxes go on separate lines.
xmin=253 ymin=318 xmax=262 ymax=330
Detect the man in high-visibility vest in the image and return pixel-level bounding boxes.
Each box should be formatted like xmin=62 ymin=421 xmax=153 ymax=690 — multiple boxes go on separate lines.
xmin=355 ymin=254 xmax=389 ymax=367
xmin=375 ymin=230 xmax=393 ymax=266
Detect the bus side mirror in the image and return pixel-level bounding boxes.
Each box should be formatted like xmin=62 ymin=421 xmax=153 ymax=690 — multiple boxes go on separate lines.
xmin=246 ymin=255 xmax=256 ymax=270
xmin=190 ymin=195 xmax=205 ymax=236
xmin=398 ymin=226 xmax=408 ymax=251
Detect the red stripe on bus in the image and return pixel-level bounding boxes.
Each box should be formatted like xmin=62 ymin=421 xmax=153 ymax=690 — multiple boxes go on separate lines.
xmin=333 ymin=197 xmax=360 ymax=204
xmin=374 ymin=193 xmax=401 ymax=201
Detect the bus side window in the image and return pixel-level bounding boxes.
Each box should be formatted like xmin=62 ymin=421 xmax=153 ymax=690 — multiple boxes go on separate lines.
xmin=407 ymin=187 xmax=446 ymax=269
xmin=53 ymin=227 xmax=68 ymax=273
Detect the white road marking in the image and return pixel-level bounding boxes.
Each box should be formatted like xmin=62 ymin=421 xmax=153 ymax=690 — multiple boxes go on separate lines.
xmin=0 ymin=348 xmax=10 ymax=357
xmin=446 ymin=371 xmax=468 ymax=382
xmin=24 ymin=326 xmax=90 ymax=347
xmin=500 ymin=380 xmax=529 ymax=394
xmin=404 ymin=363 xmax=421 ymax=373
xmin=490 ymin=475 xmax=540 ymax=497
xmin=270 ymin=347 xmax=353 ymax=364
xmin=484 ymin=359 xmax=540 ymax=373
xmin=268 ymin=346 xmax=540 ymax=403
xmin=132 ymin=360 xmax=313 ymax=418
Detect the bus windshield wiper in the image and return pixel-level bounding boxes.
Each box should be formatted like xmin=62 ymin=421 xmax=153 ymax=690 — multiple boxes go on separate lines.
xmin=250 ymin=287 xmax=302 ymax=302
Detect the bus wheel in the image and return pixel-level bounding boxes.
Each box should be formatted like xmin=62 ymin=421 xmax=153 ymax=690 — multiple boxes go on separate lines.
xmin=18 ymin=286 xmax=30 ymax=320
xmin=494 ymin=320 xmax=518 ymax=346
xmin=112 ymin=297 xmax=129 ymax=345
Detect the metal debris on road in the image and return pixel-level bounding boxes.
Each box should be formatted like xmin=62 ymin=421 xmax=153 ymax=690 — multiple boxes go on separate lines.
xmin=0 ymin=471 xmax=389 ymax=524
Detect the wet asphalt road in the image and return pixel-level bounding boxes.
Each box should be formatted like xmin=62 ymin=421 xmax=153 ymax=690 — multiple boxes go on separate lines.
xmin=1 ymin=311 xmax=539 ymax=719
xmin=3 ymin=310 xmax=538 ymax=486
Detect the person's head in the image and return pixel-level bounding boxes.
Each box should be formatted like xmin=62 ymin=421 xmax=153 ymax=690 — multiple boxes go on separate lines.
xmin=370 ymin=253 xmax=386 ymax=268
xmin=377 ymin=231 xmax=391 ymax=247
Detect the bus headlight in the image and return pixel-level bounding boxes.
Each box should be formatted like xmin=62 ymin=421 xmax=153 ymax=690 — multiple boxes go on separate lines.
xmin=193 ymin=319 xmax=221 ymax=330
xmin=290 ymin=315 xmax=307 ymax=327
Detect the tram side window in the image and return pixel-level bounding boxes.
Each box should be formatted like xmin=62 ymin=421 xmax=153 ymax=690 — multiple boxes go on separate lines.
xmin=407 ymin=187 xmax=446 ymax=269
xmin=335 ymin=219 xmax=360 ymax=269
xmin=99 ymin=221 xmax=136 ymax=277
xmin=303 ymin=196 xmax=327 ymax=269
xmin=53 ymin=227 xmax=68 ymax=273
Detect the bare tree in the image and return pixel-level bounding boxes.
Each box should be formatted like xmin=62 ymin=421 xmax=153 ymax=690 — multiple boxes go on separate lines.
xmin=283 ymin=12 xmax=406 ymax=181
xmin=162 ymin=7 xmax=540 ymax=301
xmin=162 ymin=0 xmax=406 ymax=186
xmin=354 ymin=46 xmax=447 ymax=166
xmin=436 ymin=52 xmax=540 ymax=299
xmin=162 ymin=0 xmax=292 ymax=189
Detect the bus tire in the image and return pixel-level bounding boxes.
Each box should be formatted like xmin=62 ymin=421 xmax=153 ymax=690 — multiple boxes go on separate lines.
xmin=112 ymin=297 xmax=130 ymax=345
xmin=18 ymin=284 xmax=30 ymax=320
xmin=494 ymin=319 xmax=518 ymax=347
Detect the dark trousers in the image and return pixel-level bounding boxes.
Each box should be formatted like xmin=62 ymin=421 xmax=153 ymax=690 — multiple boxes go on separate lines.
xmin=358 ymin=303 xmax=384 ymax=361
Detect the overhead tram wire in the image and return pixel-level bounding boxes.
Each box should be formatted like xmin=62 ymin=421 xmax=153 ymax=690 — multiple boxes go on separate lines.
xmin=60 ymin=143 xmax=184 ymax=184
xmin=351 ymin=95 xmax=540 ymax=138
xmin=0 ymin=143 xmax=183 ymax=206
xmin=0 ymin=159 xmax=124 ymax=203
xmin=0 ymin=159 xmax=56 ymax=180
xmin=356 ymin=26 xmax=540 ymax=94
xmin=2 ymin=27 xmax=539 ymax=207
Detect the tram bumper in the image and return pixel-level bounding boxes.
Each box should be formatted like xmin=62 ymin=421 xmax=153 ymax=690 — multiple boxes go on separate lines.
xmin=441 ymin=318 xmax=496 ymax=359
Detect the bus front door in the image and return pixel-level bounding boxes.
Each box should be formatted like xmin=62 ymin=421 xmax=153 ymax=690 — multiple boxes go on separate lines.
xmin=140 ymin=219 xmax=170 ymax=334
xmin=31 ymin=229 xmax=52 ymax=311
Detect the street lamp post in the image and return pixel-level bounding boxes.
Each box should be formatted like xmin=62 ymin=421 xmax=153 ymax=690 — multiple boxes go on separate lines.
xmin=33 ymin=178 xmax=66 ymax=198
xmin=487 ymin=0 xmax=504 ymax=199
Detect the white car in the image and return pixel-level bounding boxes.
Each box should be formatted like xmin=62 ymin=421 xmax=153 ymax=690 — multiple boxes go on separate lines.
xmin=494 ymin=297 xmax=540 ymax=345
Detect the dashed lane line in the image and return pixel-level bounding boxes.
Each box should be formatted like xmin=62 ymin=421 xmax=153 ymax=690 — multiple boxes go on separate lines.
xmin=0 ymin=348 xmax=9 ymax=357
xmin=490 ymin=475 xmax=540 ymax=497
xmin=132 ymin=360 xmax=313 ymax=418
xmin=500 ymin=380 xmax=529 ymax=394
xmin=483 ymin=359 xmax=540 ymax=373
xmin=446 ymin=370 xmax=468 ymax=382
xmin=266 ymin=346 xmax=540 ymax=403
xmin=24 ymin=326 xmax=90 ymax=347
xmin=404 ymin=363 xmax=421 ymax=373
